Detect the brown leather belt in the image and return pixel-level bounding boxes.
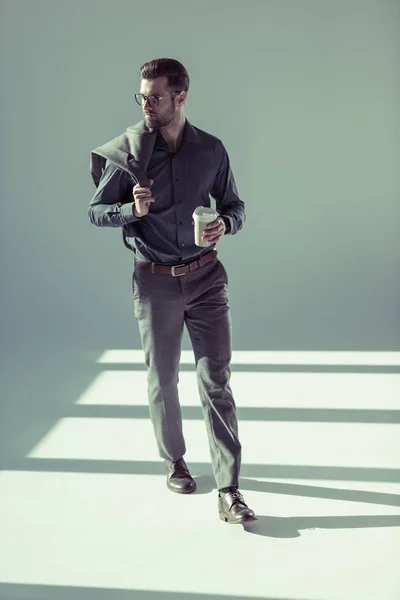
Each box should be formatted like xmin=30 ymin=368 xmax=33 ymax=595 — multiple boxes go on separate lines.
xmin=135 ymin=249 xmax=218 ymax=276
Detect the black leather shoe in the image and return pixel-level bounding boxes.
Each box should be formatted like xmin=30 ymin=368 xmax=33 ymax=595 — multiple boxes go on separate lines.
xmin=165 ymin=458 xmax=196 ymax=494
xmin=218 ymin=490 xmax=257 ymax=524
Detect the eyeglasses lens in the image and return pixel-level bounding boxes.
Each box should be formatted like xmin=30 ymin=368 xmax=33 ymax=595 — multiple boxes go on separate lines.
xmin=136 ymin=94 xmax=158 ymax=107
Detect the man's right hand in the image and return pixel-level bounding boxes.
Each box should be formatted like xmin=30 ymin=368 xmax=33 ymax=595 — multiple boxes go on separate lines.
xmin=132 ymin=179 xmax=155 ymax=217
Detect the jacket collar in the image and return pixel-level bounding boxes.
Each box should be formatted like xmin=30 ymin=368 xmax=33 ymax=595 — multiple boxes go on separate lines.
xmin=90 ymin=118 xmax=200 ymax=188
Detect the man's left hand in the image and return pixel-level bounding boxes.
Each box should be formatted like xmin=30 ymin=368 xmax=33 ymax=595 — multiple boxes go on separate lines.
xmin=202 ymin=217 xmax=226 ymax=243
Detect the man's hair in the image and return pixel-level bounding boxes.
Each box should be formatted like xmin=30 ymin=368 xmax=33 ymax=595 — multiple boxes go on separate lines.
xmin=139 ymin=58 xmax=190 ymax=93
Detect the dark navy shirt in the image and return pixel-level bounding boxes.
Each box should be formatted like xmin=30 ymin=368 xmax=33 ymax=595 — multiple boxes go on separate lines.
xmin=88 ymin=118 xmax=245 ymax=264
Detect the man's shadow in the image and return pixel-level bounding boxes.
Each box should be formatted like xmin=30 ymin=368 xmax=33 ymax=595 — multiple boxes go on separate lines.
xmin=192 ymin=474 xmax=400 ymax=537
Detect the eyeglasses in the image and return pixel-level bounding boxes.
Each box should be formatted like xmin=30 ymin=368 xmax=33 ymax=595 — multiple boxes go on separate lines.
xmin=134 ymin=91 xmax=182 ymax=108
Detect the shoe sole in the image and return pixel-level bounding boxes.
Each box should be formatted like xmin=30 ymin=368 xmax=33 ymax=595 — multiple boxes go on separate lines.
xmin=219 ymin=512 xmax=258 ymax=524
xmin=167 ymin=481 xmax=197 ymax=494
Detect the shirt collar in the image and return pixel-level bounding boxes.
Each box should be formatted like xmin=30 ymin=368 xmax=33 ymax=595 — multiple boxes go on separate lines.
xmin=127 ymin=118 xmax=200 ymax=149
xmin=155 ymin=118 xmax=200 ymax=150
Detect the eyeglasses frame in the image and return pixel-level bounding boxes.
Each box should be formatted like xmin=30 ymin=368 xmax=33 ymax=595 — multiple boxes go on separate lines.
xmin=134 ymin=91 xmax=182 ymax=107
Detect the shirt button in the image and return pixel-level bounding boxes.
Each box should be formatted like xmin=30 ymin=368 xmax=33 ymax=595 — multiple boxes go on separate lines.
xmin=179 ymin=221 xmax=183 ymax=225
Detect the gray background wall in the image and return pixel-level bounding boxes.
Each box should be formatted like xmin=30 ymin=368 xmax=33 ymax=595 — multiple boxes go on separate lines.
xmin=1 ymin=0 xmax=399 ymax=356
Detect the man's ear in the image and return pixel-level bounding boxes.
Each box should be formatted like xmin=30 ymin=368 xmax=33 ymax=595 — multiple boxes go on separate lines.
xmin=178 ymin=91 xmax=187 ymax=107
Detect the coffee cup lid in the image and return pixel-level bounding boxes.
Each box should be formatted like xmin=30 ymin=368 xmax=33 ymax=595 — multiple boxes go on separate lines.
xmin=192 ymin=207 xmax=219 ymax=220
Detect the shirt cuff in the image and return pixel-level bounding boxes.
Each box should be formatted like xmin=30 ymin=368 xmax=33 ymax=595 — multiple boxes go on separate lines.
xmin=221 ymin=215 xmax=232 ymax=234
xmin=119 ymin=202 xmax=142 ymax=224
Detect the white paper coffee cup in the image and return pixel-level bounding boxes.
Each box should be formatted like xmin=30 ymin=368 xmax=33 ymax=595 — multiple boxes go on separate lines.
xmin=192 ymin=207 xmax=219 ymax=247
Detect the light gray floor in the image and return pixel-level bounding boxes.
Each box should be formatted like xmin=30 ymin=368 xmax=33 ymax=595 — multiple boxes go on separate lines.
xmin=1 ymin=347 xmax=399 ymax=600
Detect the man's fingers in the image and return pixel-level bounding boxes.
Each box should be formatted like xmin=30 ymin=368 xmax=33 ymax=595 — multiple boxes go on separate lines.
xmin=204 ymin=226 xmax=221 ymax=234
xmin=204 ymin=219 xmax=223 ymax=231
xmin=134 ymin=190 xmax=152 ymax=196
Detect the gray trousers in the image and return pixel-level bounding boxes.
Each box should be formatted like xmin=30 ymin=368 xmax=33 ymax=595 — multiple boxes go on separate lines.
xmin=132 ymin=250 xmax=242 ymax=489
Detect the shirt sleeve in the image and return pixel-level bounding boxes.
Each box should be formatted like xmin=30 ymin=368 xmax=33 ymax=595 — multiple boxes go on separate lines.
xmin=210 ymin=141 xmax=246 ymax=235
xmin=88 ymin=159 xmax=141 ymax=227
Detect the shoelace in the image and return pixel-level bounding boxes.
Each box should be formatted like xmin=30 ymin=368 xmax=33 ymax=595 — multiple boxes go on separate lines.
xmin=226 ymin=491 xmax=245 ymax=504
xmin=171 ymin=463 xmax=189 ymax=477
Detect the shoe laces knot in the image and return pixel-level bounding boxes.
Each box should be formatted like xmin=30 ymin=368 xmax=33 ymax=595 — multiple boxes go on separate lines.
xmin=230 ymin=491 xmax=244 ymax=503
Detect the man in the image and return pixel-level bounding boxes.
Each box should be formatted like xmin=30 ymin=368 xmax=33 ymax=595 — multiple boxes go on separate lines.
xmin=89 ymin=58 xmax=256 ymax=525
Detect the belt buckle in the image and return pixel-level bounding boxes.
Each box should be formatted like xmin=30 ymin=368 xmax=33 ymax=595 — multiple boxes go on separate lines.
xmin=171 ymin=263 xmax=186 ymax=276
